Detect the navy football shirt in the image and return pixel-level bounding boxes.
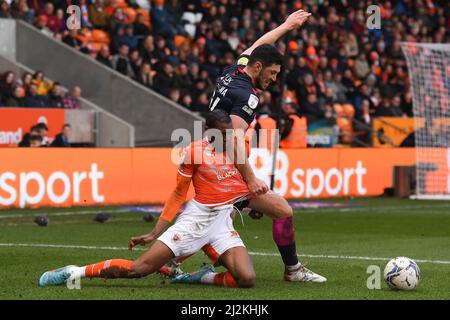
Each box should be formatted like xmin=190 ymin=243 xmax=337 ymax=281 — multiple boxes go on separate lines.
xmin=209 ymin=55 xmax=260 ymax=125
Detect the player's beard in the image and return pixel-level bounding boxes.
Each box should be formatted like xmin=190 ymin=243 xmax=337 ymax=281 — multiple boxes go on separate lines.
xmin=255 ymin=75 xmax=267 ymax=90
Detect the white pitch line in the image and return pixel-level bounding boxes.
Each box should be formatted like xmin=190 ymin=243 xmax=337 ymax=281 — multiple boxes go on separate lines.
xmin=1 ymin=242 xmax=449 ymax=265
xmin=0 ymin=209 xmax=133 ymax=220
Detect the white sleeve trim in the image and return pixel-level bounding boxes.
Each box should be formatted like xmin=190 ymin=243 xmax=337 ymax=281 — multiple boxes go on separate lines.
xmin=177 ymin=170 xmax=192 ymax=178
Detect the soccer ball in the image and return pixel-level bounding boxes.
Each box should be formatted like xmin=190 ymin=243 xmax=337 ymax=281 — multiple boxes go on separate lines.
xmin=384 ymin=257 xmax=421 ymax=291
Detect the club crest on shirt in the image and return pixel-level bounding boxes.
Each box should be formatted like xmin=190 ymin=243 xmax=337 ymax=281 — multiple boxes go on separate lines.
xmin=248 ymin=94 xmax=259 ymax=109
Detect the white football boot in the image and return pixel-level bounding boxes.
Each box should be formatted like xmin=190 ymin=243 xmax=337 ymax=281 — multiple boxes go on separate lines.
xmin=284 ymin=263 xmax=327 ymax=283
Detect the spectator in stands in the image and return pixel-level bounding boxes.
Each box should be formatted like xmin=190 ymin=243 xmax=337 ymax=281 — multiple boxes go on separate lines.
xmin=111 ymin=44 xmax=134 ymax=77
xmin=4 ymin=86 xmax=25 ymax=107
xmin=36 ymin=122 xmax=50 ymax=146
xmin=10 ymin=0 xmax=34 ymax=23
xmin=40 ymin=2 xmax=62 ymax=33
xmin=63 ymin=29 xmax=88 ymax=54
xmin=109 ymin=7 xmax=127 ymax=33
xmin=139 ymin=35 xmax=157 ymax=66
xmin=20 ymin=72 xmax=33 ymax=92
xmin=48 ymin=82 xmax=64 ymax=108
xmin=32 ymin=71 xmax=51 ymax=95
xmin=23 ymin=83 xmax=49 ymax=108
xmin=19 ymin=125 xmax=40 ymax=147
xmin=133 ymin=13 xmax=150 ymax=37
xmin=63 ymin=85 xmax=81 ymax=109
xmin=301 ymin=93 xmax=325 ymax=124
xmin=28 ymin=134 xmax=43 ymax=147
xmin=35 ymin=14 xmax=53 ymax=37
xmin=89 ymin=0 xmax=109 ymax=30
xmin=0 ymin=71 xmax=16 ymax=102
xmin=169 ymin=88 xmax=181 ymax=104
xmin=151 ymin=0 xmax=177 ymax=39
xmin=375 ymin=98 xmax=403 ymax=117
xmin=176 ymin=63 xmax=193 ymax=97
xmin=0 ymin=0 xmax=11 ymax=18
xmin=96 ymin=45 xmax=113 ymax=68
xmin=51 ymin=124 xmax=71 ymax=147
xmin=137 ymin=62 xmax=153 ymax=88
xmin=153 ymin=62 xmax=179 ymax=97
xmin=123 ymin=24 xmax=138 ymax=50
xmin=129 ymin=49 xmax=142 ymax=79
xmin=77 ymin=0 xmax=92 ymax=29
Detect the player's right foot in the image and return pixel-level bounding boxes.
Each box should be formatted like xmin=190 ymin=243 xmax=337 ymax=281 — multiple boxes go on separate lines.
xmin=158 ymin=261 xmax=184 ymax=278
xmin=171 ymin=264 xmax=216 ymax=284
xmin=284 ymin=263 xmax=327 ymax=283
xmin=38 ymin=265 xmax=77 ymax=287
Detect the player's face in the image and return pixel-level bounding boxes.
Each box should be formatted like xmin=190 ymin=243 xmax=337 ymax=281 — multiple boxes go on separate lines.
xmin=257 ymin=64 xmax=281 ymax=90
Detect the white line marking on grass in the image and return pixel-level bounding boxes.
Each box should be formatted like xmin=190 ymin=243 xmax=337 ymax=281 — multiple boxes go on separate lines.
xmin=1 ymin=242 xmax=449 ymax=265
xmin=0 ymin=209 xmax=132 ymax=220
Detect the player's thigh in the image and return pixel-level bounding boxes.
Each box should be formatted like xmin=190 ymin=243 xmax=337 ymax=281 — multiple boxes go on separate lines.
xmin=219 ymin=247 xmax=256 ymax=288
xmin=133 ymin=240 xmax=175 ymax=276
xmin=248 ymin=190 xmax=293 ymax=219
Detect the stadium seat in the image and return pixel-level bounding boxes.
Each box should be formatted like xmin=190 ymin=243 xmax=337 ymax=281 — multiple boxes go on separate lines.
xmin=333 ymin=103 xmax=344 ymax=116
xmin=91 ymin=29 xmax=110 ymax=44
xmin=135 ymin=8 xmax=151 ymax=28
xmin=174 ymin=35 xmax=188 ymax=47
xmin=342 ymin=104 xmax=355 ymax=118
xmin=124 ymin=7 xmax=137 ymax=23
xmin=115 ymin=0 xmax=128 ymax=9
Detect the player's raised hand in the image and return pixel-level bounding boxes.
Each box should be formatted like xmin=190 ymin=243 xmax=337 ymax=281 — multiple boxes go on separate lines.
xmin=284 ymin=9 xmax=312 ymax=31
xmin=128 ymin=233 xmax=155 ymax=250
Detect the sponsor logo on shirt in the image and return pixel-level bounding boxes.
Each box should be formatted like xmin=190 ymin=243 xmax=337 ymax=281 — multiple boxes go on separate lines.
xmin=217 ymin=168 xmax=239 ymax=181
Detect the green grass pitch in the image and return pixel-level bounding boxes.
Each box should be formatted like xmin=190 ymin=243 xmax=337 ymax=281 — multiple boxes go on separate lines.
xmin=0 ymin=198 xmax=449 ymax=300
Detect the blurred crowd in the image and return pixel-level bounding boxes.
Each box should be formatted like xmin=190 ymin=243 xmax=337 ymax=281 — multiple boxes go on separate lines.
xmin=1 ymin=0 xmax=449 ymax=125
xmin=0 ymin=69 xmax=82 ymax=108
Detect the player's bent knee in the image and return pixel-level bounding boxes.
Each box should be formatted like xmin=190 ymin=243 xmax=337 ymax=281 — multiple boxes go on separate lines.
xmin=237 ymin=272 xmax=256 ymax=288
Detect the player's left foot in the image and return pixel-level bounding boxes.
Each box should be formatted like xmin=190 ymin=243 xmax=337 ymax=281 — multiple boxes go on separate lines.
xmin=171 ymin=264 xmax=216 ymax=284
xmin=38 ymin=265 xmax=77 ymax=287
xmin=284 ymin=263 xmax=327 ymax=283
xmin=158 ymin=261 xmax=184 ymax=278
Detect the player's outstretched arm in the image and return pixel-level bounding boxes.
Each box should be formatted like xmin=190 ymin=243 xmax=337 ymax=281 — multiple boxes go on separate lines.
xmin=230 ymin=115 xmax=268 ymax=196
xmin=242 ymin=9 xmax=311 ymax=56
xmin=128 ymin=174 xmax=191 ymax=250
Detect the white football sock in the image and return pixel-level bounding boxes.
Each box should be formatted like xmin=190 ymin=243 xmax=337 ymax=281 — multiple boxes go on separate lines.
xmin=71 ymin=266 xmax=86 ymax=279
xmin=200 ymin=272 xmax=217 ymax=284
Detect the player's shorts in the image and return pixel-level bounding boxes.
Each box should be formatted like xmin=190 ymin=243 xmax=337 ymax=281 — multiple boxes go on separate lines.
xmin=158 ymin=200 xmax=245 ymax=259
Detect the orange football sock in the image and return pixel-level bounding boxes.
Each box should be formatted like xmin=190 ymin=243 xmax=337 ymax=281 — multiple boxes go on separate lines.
xmin=213 ymin=272 xmax=238 ymax=288
xmin=84 ymin=259 xmax=136 ymax=278
xmin=202 ymin=244 xmax=220 ymax=265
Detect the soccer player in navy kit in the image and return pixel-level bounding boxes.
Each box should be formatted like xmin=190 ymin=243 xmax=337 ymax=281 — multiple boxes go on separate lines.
xmin=168 ymin=9 xmax=327 ymax=283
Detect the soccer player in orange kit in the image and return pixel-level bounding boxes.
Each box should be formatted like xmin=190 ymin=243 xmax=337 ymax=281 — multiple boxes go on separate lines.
xmin=38 ymin=110 xmax=257 ymax=288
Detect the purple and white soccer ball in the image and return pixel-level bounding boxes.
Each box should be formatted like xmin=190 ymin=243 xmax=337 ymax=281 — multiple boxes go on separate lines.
xmin=384 ymin=257 xmax=421 ymax=291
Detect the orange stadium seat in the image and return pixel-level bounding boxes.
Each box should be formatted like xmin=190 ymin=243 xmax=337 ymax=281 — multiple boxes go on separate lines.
xmin=174 ymin=35 xmax=188 ymax=47
xmin=115 ymin=0 xmax=128 ymax=9
xmin=337 ymin=118 xmax=353 ymax=144
xmin=88 ymin=42 xmax=104 ymax=53
xmin=342 ymin=103 xmax=355 ymax=117
xmin=135 ymin=8 xmax=151 ymax=28
xmin=91 ymin=29 xmax=110 ymax=44
xmin=124 ymin=7 xmax=137 ymax=23
xmin=333 ymin=103 xmax=344 ymax=115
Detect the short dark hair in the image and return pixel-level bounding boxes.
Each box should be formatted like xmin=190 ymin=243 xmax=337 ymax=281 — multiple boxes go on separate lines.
xmin=248 ymin=44 xmax=283 ymax=68
xmin=29 ymin=134 xmax=43 ymax=142
xmin=205 ymin=109 xmax=231 ymax=129
xmin=36 ymin=123 xmax=48 ymax=131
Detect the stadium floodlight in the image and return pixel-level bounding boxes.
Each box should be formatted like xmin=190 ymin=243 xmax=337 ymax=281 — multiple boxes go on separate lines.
xmin=401 ymin=43 xmax=450 ymax=200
